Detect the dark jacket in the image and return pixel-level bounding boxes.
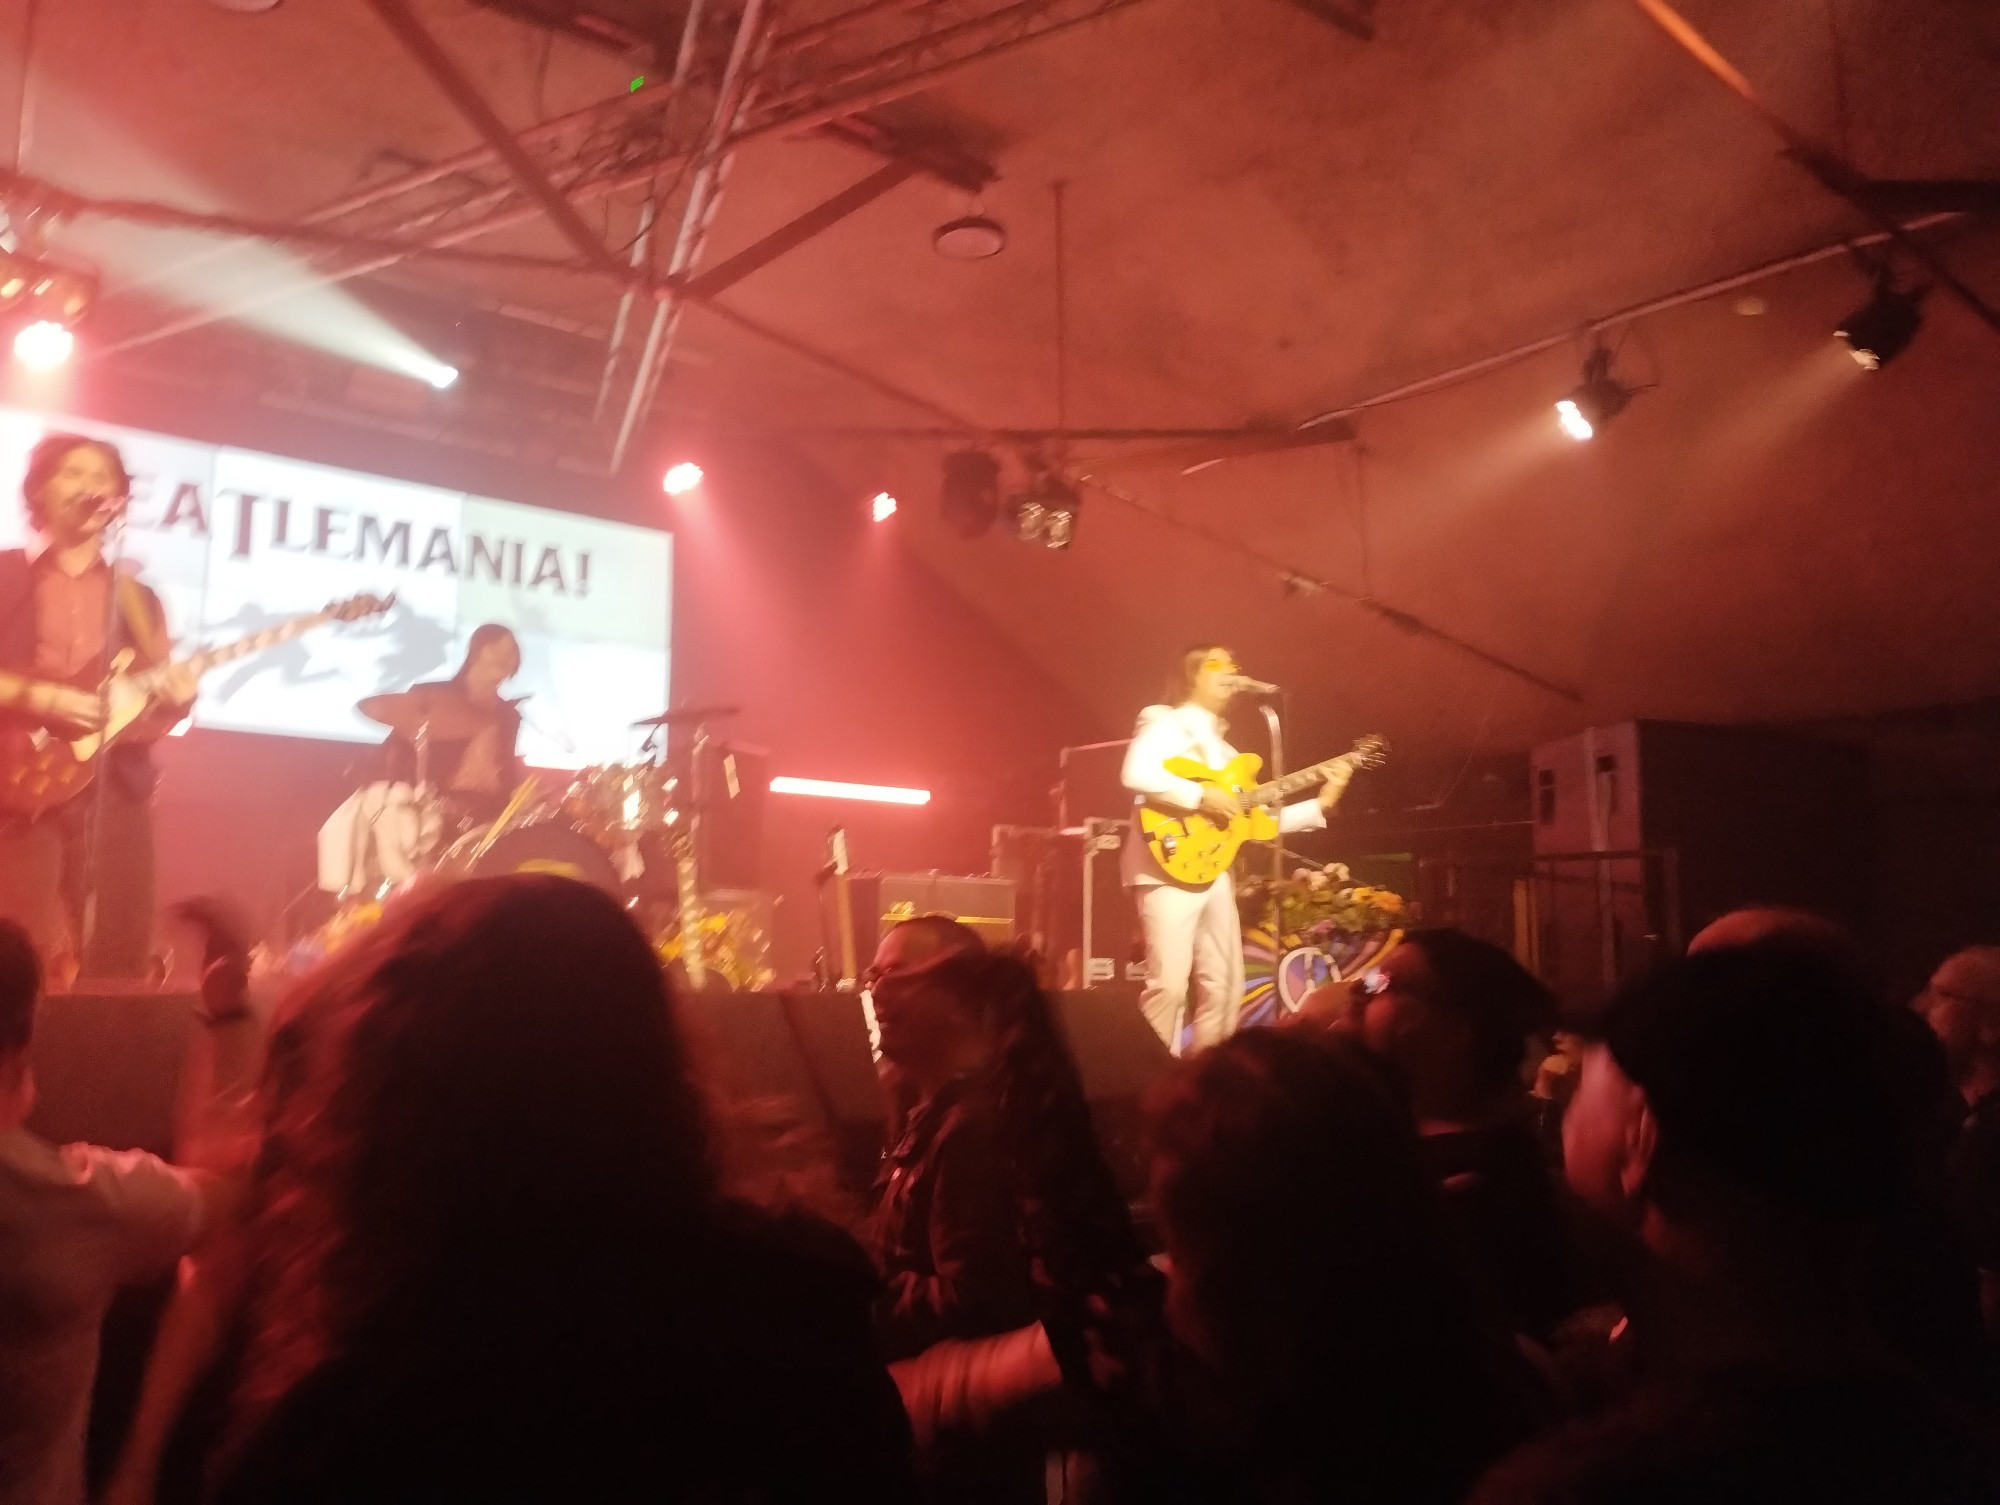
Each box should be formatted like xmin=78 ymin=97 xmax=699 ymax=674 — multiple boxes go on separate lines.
xmin=210 ymin=1202 xmax=914 ymax=1505
xmin=0 ymin=546 xmax=166 ymax=800
xmin=870 ymin=1072 xmax=1040 ymax=1363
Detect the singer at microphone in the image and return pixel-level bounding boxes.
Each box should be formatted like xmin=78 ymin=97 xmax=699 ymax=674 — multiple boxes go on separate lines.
xmin=0 ymin=432 xmax=183 ymax=982
xmin=1222 ymin=673 xmax=1281 ymax=695
xmin=1114 ymin=645 xmax=1342 ymax=1055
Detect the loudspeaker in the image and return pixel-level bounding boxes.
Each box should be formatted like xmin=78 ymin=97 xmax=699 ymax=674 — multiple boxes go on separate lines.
xmin=695 ymin=741 xmax=767 ymax=891
xmin=1529 ymin=721 xmax=1871 ymax=996
xmin=26 ymin=991 xmax=198 ymax=1156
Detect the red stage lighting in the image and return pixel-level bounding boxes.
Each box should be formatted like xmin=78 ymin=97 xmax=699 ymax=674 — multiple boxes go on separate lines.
xmin=662 ymin=461 xmax=704 ymax=495
xmin=871 ymin=491 xmax=898 ymax=522
xmin=13 ymin=319 xmax=74 ymax=370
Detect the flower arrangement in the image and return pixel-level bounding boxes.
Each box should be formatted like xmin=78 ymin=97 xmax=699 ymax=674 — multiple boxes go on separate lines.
xmin=656 ymin=906 xmax=776 ymax=992
xmin=1238 ymin=863 xmax=1407 ymax=941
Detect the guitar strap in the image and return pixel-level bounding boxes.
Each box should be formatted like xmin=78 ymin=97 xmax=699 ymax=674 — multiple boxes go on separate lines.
xmin=112 ymin=574 xmax=168 ymax=668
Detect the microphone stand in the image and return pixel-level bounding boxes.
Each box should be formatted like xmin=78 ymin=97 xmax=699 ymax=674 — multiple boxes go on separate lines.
xmin=1256 ymin=697 xmax=1286 ymax=951
xmin=79 ymin=502 xmax=127 ymax=982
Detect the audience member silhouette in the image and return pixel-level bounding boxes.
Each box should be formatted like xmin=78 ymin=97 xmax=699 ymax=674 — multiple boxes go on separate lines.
xmin=0 ymin=916 xmax=255 ymax=1505
xmin=867 ymin=918 xmax=1159 ymax=1504
xmin=1149 ymin=1028 xmax=1536 ymax=1505
xmin=1344 ymin=928 xmax=1581 ymax=1341
xmin=201 ymin=877 xmax=911 ymax=1505
xmin=1479 ymin=941 xmax=1999 ymax=1503
xmin=1914 ymin=943 xmax=2000 ymax=1342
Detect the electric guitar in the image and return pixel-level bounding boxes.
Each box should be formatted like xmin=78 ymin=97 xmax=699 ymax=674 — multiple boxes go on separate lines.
xmin=0 ymin=591 xmax=395 ymax=818
xmin=1138 ymin=734 xmax=1389 ymax=887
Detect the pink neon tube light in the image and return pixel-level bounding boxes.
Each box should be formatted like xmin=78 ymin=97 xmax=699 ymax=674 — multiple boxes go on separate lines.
xmin=769 ymin=776 xmax=931 ymax=806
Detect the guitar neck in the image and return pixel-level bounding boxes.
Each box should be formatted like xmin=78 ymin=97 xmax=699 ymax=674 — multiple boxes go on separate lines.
xmin=1247 ymin=757 xmax=1348 ymax=808
xmin=139 ymin=611 xmax=333 ymax=689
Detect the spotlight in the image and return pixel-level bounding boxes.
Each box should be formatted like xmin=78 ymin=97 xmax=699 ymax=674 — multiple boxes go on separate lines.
xmin=423 ymin=363 xmax=459 ymax=390
xmin=1835 ymin=284 xmax=1925 ymax=370
xmin=0 ymin=251 xmax=96 ymax=371
xmin=1010 ymin=473 xmax=1080 ymax=550
xmin=13 ymin=319 xmax=74 ymax=370
xmin=1555 ymin=346 xmax=1636 ymax=442
xmin=662 ymin=462 xmax=704 ymax=495
xmin=870 ymin=491 xmax=898 ymax=522
xmin=940 ymin=450 xmax=1001 ymax=538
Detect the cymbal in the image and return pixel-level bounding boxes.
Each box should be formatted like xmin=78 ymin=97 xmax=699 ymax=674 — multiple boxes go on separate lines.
xmin=631 ymin=703 xmax=742 ymax=728
xmin=358 ymin=688 xmax=494 ymax=741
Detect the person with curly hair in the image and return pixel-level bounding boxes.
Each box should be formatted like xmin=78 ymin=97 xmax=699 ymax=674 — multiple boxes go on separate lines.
xmin=168 ymin=876 xmax=910 ymax=1505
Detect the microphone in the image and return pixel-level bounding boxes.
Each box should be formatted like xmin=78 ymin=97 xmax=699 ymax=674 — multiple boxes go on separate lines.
xmin=1223 ymin=674 xmax=1281 ymax=695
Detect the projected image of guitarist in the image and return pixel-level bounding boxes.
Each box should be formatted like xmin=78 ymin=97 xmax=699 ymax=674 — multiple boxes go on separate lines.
xmin=0 ymin=433 xmax=195 ymax=982
xmin=1121 ymin=646 xmax=1383 ymax=1053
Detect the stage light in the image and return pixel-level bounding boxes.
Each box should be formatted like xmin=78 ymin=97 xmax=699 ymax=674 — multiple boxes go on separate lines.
xmin=1835 ymin=284 xmax=1924 ymax=370
xmin=421 ymin=362 xmax=459 ymax=390
xmin=1555 ymin=346 xmax=1636 ymax=442
xmin=770 ymin=776 xmax=931 ymax=806
xmin=1009 ymin=473 xmax=1080 ymax=549
xmin=13 ymin=320 xmax=75 ymax=370
xmin=662 ymin=462 xmax=704 ymax=495
xmin=870 ymin=491 xmax=898 ymax=522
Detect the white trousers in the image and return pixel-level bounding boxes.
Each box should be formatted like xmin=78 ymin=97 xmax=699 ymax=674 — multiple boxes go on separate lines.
xmin=1136 ymin=872 xmax=1244 ymax=1054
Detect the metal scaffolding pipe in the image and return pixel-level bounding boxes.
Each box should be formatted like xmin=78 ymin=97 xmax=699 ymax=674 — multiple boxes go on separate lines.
xmin=595 ymin=0 xmax=710 ymax=422
xmin=736 ymin=0 xmax=1153 ymax=144
xmin=361 ymin=0 xmax=629 ymax=278
xmin=93 ymin=151 xmax=687 ymax=357
xmin=609 ymin=0 xmax=772 ymax=471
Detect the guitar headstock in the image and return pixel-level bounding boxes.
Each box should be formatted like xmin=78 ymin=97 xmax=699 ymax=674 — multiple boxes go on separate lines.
xmin=1348 ymin=734 xmax=1390 ymax=769
xmin=325 ymin=592 xmax=396 ymax=623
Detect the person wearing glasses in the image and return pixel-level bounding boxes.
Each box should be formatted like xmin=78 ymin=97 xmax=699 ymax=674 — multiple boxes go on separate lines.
xmin=1119 ymin=646 xmax=1349 ymax=1053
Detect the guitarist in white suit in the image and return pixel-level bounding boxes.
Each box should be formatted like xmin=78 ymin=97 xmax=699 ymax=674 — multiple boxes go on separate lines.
xmin=0 ymin=434 xmax=194 ymax=981
xmin=1120 ymin=646 xmax=1351 ymax=1053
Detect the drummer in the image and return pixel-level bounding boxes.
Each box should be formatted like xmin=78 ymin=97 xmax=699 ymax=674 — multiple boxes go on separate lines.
xmin=361 ymin=624 xmax=525 ymax=825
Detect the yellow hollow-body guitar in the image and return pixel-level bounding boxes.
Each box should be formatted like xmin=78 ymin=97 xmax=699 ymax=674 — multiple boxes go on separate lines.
xmin=1138 ymin=735 xmax=1388 ymax=887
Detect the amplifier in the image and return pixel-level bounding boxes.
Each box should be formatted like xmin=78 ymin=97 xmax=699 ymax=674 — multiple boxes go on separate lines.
xmin=846 ymin=872 xmax=1017 ymax=961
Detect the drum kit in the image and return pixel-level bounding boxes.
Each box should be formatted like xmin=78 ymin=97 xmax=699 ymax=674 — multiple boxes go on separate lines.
xmin=301 ymin=699 xmax=770 ymax=987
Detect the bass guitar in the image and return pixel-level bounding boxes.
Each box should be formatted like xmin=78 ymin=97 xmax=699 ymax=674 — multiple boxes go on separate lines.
xmin=0 ymin=591 xmax=395 ymax=818
xmin=1138 ymin=734 xmax=1388 ymax=887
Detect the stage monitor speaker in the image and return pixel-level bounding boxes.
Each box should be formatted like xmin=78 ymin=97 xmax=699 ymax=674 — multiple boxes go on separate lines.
xmin=680 ymin=988 xmax=886 ymax=1193
xmin=683 ymin=986 xmax=1171 ymax=1199
xmin=26 ymin=991 xmax=199 ymax=1157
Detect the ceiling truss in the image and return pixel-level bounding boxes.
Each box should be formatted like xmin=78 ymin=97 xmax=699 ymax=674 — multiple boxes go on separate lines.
xmin=62 ymin=0 xmax=1149 ymax=473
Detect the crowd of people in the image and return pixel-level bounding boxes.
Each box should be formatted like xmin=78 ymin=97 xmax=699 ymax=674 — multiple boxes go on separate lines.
xmin=3 ymin=879 xmax=2000 ymax=1503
